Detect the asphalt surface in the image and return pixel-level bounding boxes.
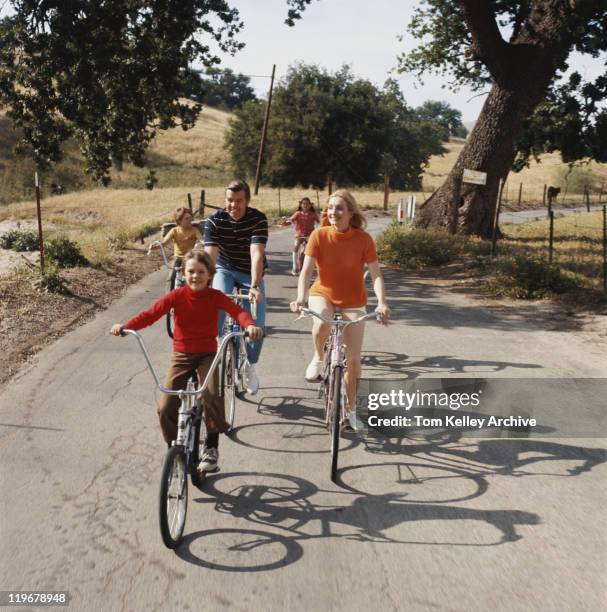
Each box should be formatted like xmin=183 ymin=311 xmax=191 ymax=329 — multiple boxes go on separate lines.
xmin=1 ymin=218 xmax=606 ymax=612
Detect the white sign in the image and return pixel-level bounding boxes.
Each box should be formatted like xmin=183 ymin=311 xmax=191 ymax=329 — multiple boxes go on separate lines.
xmin=462 ymin=169 xmax=487 ymax=185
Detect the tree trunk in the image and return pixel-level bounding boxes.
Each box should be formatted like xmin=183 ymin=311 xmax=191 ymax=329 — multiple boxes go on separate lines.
xmin=415 ymin=1 xmax=575 ymax=238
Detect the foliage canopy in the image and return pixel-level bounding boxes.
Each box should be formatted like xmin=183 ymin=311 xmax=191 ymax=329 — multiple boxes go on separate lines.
xmin=227 ymin=64 xmax=445 ymax=190
xmin=0 ymin=1 xmax=244 ymax=183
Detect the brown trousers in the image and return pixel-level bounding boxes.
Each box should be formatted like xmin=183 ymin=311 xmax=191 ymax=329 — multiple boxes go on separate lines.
xmin=158 ymin=351 xmax=227 ymax=444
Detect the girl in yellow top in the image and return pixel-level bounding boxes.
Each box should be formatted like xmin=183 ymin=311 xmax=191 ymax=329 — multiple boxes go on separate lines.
xmin=290 ymin=190 xmax=391 ymax=427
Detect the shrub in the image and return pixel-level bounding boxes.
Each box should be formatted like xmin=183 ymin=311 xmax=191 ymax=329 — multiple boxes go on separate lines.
xmin=31 ymin=269 xmax=68 ymax=294
xmin=484 ymin=254 xmax=579 ymax=299
xmin=376 ymin=225 xmax=463 ymax=268
xmin=46 ymin=235 xmax=88 ymax=268
xmin=554 ymin=166 xmax=598 ymax=194
xmin=106 ymin=232 xmax=130 ymax=251
xmin=0 ymin=229 xmax=40 ymax=251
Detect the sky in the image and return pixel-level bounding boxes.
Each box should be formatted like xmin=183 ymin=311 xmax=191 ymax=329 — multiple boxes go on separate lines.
xmin=220 ymin=0 xmax=605 ymax=123
xmin=1 ymin=0 xmax=604 ymax=123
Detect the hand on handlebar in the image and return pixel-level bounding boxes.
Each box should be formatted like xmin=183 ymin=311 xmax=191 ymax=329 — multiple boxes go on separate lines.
xmin=375 ymin=304 xmax=391 ymax=326
xmin=246 ymin=325 xmax=264 ymax=340
xmin=290 ymin=298 xmax=305 ymax=313
xmin=248 ymin=286 xmax=263 ymax=303
xmin=110 ymin=323 xmax=125 ymax=336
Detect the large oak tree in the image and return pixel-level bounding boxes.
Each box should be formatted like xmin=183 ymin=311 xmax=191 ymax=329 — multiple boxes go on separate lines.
xmin=286 ymin=1 xmax=607 ymax=237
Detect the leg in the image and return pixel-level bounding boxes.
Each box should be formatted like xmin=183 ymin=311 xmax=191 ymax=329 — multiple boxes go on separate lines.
xmin=158 ymin=352 xmax=195 ymax=444
xmin=307 ymin=295 xmax=334 ymax=361
xmin=195 ymin=353 xmax=228 ymax=436
xmin=231 ymin=269 xmax=265 ymax=364
xmin=341 ymin=311 xmax=366 ymax=412
xmin=213 ymin=266 xmax=236 ymax=336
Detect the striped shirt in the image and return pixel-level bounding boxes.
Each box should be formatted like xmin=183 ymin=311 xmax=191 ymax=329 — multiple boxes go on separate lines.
xmin=203 ymin=207 xmax=268 ymax=273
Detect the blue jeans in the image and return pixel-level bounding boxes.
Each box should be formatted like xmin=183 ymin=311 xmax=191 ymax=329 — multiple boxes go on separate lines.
xmin=213 ymin=266 xmax=266 ymax=365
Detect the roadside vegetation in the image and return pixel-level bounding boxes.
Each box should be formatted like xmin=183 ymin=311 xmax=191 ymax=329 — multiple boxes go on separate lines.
xmin=377 ymin=212 xmax=605 ymax=300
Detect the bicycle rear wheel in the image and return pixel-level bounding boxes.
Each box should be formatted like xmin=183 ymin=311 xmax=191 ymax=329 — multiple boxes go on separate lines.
xmin=221 ymin=339 xmax=237 ymax=430
xmin=329 ymin=366 xmax=343 ymax=482
xmin=159 ymin=445 xmax=188 ymax=549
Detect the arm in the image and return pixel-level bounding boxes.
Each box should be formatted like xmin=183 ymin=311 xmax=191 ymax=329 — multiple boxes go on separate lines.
xmin=161 ymin=228 xmax=174 ymax=246
xmin=290 ymin=254 xmax=315 ymax=312
xmin=109 ymin=293 xmax=173 ymax=335
xmin=249 ymin=243 xmax=265 ymax=302
xmin=203 ymin=215 xmax=219 ymax=264
xmin=367 ymin=261 xmax=390 ymax=325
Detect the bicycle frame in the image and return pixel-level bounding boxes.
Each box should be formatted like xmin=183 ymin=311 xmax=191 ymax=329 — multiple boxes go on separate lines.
xmin=298 ymin=307 xmax=381 ymax=481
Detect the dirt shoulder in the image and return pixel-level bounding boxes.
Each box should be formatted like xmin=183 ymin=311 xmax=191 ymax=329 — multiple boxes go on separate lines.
xmin=0 ymin=247 xmax=159 ymax=389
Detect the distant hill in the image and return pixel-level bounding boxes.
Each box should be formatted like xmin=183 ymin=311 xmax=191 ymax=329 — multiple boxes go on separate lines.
xmin=0 ymin=106 xmax=234 ymax=205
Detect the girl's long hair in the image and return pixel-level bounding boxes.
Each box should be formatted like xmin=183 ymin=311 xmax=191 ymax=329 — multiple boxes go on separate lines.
xmin=181 ymin=249 xmax=215 ymax=288
xmin=297 ymin=197 xmax=315 ymax=212
xmin=327 ymin=190 xmax=366 ymax=229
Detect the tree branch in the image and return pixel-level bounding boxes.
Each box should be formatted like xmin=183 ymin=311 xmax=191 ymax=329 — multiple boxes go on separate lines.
xmin=459 ymin=0 xmax=510 ymax=79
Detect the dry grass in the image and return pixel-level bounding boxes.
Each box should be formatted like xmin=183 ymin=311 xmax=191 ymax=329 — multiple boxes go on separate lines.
xmin=499 ymin=210 xmax=605 ymax=289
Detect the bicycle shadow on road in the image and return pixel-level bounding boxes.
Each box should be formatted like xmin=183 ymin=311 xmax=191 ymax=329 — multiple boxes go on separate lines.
xmin=176 ymin=469 xmax=540 ymax=571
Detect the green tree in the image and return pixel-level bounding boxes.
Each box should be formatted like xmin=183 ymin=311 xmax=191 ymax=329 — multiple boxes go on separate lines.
xmin=0 ymin=1 xmax=243 ymax=184
xmin=286 ymin=0 xmax=607 ymax=238
xmin=415 ymin=100 xmax=468 ymax=139
xmin=226 ymin=64 xmax=443 ymax=190
xmin=195 ymin=67 xmax=258 ymax=109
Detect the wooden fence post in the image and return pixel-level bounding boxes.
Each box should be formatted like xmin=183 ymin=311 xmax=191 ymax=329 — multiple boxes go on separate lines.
xmin=34 ymin=171 xmax=45 ymax=274
xmin=548 ymin=210 xmax=554 ymax=264
xmin=518 ymin=182 xmax=523 ymax=207
xmin=584 ymin=186 xmax=590 ymax=212
xmin=383 ymin=174 xmax=389 ymax=211
xmin=491 ymin=178 xmax=504 ymax=257
xmin=187 ymin=193 xmax=193 ymax=214
xmin=542 ymin=184 xmax=547 ymax=207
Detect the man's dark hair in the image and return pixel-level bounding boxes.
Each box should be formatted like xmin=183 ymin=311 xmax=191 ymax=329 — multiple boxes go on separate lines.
xmin=226 ymin=179 xmax=251 ymax=201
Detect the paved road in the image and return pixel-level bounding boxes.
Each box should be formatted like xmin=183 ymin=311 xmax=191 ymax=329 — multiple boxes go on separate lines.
xmin=1 ymin=220 xmax=606 ymax=611
xmin=499 ymin=203 xmax=605 ymax=224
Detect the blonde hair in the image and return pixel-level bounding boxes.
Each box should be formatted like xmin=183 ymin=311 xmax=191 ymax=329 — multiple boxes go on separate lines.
xmin=327 ymin=190 xmax=366 ymax=229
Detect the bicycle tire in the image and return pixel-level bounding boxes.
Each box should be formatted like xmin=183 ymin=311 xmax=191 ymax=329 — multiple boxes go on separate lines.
xmin=158 ymin=445 xmax=188 ymax=549
xmin=221 ymin=338 xmax=237 ymax=430
xmin=330 ymin=366 xmax=343 ymax=482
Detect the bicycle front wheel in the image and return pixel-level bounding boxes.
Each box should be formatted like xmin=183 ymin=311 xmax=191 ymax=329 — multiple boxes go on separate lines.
xmin=159 ymin=445 xmax=188 ymax=549
xmin=221 ymin=339 xmax=237 ymax=430
xmin=329 ymin=366 xmax=343 ymax=482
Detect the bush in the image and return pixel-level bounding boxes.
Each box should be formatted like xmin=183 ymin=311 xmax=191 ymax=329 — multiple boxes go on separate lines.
xmin=484 ymin=254 xmax=579 ymax=298
xmin=376 ymin=225 xmax=463 ymax=268
xmin=46 ymin=235 xmax=88 ymax=268
xmin=106 ymin=232 xmax=130 ymax=251
xmin=0 ymin=229 xmax=40 ymax=251
xmin=31 ymin=269 xmax=68 ymax=294
xmin=554 ymin=166 xmax=598 ymax=194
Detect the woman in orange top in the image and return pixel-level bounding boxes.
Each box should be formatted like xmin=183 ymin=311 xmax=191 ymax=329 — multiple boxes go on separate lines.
xmin=290 ymin=190 xmax=390 ymax=428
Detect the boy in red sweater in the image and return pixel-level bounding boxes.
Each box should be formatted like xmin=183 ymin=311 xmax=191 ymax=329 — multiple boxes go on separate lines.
xmin=111 ymin=250 xmax=263 ymax=473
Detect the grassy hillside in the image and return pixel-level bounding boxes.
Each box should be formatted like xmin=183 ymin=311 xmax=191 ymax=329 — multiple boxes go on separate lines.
xmin=0 ymin=106 xmax=234 ymax=205
xmin=2 ymin=105 xmax=606 ymax=268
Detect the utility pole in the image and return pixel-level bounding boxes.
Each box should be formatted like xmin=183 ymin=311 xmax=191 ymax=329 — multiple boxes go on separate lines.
xmin=254 ymin=64 xmax=276 ymax=196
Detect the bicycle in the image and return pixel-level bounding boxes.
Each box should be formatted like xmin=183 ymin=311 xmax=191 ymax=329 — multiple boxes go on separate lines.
xmin=148 ymin=240 xmax=203 ymax=338
xmin=298 ymin=307 xmax=382 ymax=482
xmin=221 ymin=290 xmax=257 ymax=431
xmin=121 ymin=327 xmax=246 ymax=549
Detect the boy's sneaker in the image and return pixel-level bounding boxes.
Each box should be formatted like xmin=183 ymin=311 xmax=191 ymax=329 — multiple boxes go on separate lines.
xmin=243 ymin=361 xmax=260 ymax=395
xmin=342 ymin=410 xmax=361 ymax=432
xmin=197 ymin=447 xmax=219 ymax=474
xmin=305 ymin=359 xmax=323 ymax=382
xmin=291 ymin=269 xmax=297 ymax=276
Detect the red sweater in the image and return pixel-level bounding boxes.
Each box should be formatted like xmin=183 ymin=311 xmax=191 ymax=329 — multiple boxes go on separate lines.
xmin=124 ymin=284 xmax=255 ymax=353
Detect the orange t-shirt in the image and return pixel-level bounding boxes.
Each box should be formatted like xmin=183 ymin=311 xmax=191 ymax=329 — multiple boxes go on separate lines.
xmin=305 ymin=226 xmax=378 ymax=308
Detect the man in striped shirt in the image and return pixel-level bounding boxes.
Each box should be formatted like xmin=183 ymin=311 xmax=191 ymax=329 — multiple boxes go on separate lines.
xmin=204 ymin=179 xmax=268 ymax=394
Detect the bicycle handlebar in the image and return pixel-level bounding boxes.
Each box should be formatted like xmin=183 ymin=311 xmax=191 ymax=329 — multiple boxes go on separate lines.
xmin=299 ymin=307 xmax=382 ymax=326
xmin=148 ymin=240 xmax=205 ymax=270
xmin=230 ymin=292 xmax=257 ymax=320
xmin=121 ymin=328 xmax=246 ymax=398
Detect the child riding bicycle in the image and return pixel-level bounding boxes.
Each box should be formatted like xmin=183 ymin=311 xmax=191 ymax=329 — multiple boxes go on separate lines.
xmin=282 ymin=197 xmax=320 ymax=275
xmin=149 ymin=207 xmax=203 ymax=283
xmin=110 ymin=250 xmax=263 ymax=474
